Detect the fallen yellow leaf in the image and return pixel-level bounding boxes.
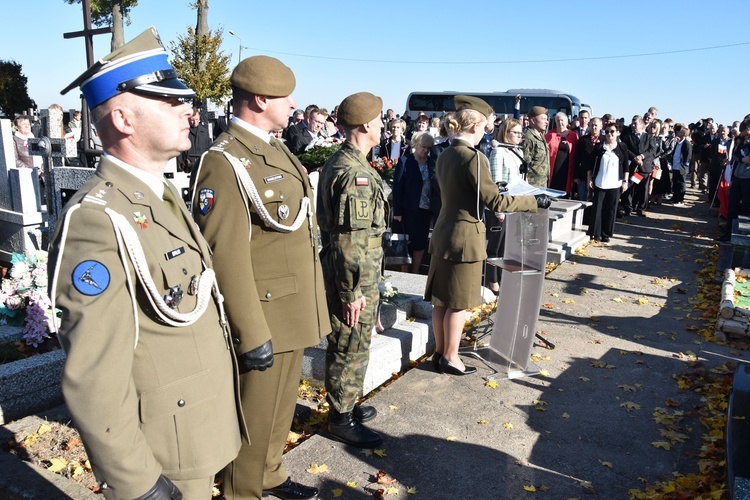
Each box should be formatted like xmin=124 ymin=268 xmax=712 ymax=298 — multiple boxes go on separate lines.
xmin=446 ymin=436 xmax=457 ymax=442
xmin=306 ymin=463 xmax=328 ymax=474
xmin=346 ymin=481 xmax=357 ymax=488
xmin=523 ymin=485 xmax=536 ymax=492
xmin=332 ymin=488 xmax=343 ymax=498
xmin=374 ymin=449 xmax=387 ymax=457
xmin=503 ymin=422 xmax=514 ymax=429
xmin=637 ymin=297 xmax=649 ymax=305
xmin=620 ymin=401 xmax=641 ymax=412
xmin=388 ymin=405 xmax=398 ymax=410
xmin=37 ymin=424 xmax=52 ymax=436
xmin=563 ymin=299 xmax=575 ymax=304
xmin=385 ymin=486 xmax=399 ymax=495
xmin=579 ymin=376 xmax=590 ymax=382
xmin=48 ymin=457 xmax=68 ymax=473
xmin=478 ymin=419 xmax=488 ymax=425
xmin=407 ymin=486 xmax=417 ymax=494
xmin=485 ymin=380 xmax=499 ymax=389
xmin=651 ymin=441 xmax=671 ymax=450
xmin=539 ymin=369 xmax=550 ymax=377
xmin=562 ymin=413 xmax=570 ymax=419
xmin=599 ymin=460 xmax=613 ymax=468
xmin=72 ymin=465 xmax=84 ymax=477
xmin=613 ymin=297 xmax=626 ymax=303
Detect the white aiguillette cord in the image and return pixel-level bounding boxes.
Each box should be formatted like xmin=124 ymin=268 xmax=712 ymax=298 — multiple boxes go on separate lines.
xmin=50 ymin=204 xmax=230 ymax=349
xmin=223 ymin=151 xmax=314 ymax=237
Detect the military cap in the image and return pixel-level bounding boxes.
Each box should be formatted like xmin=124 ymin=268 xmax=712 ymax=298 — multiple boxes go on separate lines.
xmin=230 ymin=56 xmax=296 ymax=97
xmin=61 ymin=27 xmax=195 ymax=109
xmin=454 ymin=95 xmax=494 ymax=120
xmin=527 ymin=106 xmax=548 ymax=118
xmin=337 ymin=92 xmax=383 ymax=128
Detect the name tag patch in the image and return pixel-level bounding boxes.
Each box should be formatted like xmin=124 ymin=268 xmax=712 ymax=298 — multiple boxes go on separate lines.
xmin=165 ymin=247 xmax=185 ymax=260
xmin=264 ymin=174 xmax=284 ymax=184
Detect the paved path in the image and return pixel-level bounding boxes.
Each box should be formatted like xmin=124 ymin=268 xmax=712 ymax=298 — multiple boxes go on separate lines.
xmin=280 ymin=188 xmax=737 ymax=499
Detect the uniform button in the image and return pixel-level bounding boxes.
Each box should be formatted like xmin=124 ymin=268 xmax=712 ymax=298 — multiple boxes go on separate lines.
xmin=233 ymin=337 xmax=241 ymax=344
xmin=177 ymin=399 xmax=186 ymax=407
xmin=279 ymin=194 xmax=285 ymax=200
xmin=182 ymin=268 xmax=188 ymax=275
xmin=265 ymin=292 xmax=272 ymax=299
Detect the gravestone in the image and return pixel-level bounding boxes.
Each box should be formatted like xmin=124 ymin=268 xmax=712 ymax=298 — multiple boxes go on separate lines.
xmin=30 ymin=107 xmax=94 ymax=234
xmin=0 ymin=119 xmax=46 ymax=262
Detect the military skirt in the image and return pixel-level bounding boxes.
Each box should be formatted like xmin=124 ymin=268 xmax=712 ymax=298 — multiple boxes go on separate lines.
xmin=424 ymin=256 xmax=482 ymax=310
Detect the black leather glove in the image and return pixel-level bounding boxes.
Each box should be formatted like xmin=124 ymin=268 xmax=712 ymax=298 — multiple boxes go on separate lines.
xmin=137 ymin=475 xmax=182 ymax=500
xmin=237 ymin=340 xmax=274 ymax=374
xmin=534 ymin=194 xmax=552 ymax=209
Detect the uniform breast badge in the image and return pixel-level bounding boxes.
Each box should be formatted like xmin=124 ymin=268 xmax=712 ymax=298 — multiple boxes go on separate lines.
xmin=198 ymin=188 xmax=214 ymax=215
xmin=240 ymin=157 xmax=252 ymax=168
xmin=188 ymin=275 xmax=199 ymax=295
xmin=133 ymin=212 xmax=148 ymax=229
xmin=164 ymin=284 xmax=183 ymax=309
xmin=278 ymin=204 xmax=290 ymax=220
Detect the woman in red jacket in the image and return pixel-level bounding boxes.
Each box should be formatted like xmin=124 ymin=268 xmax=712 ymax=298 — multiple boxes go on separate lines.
xmin=546 ymin=112 xmax=579 ymax=194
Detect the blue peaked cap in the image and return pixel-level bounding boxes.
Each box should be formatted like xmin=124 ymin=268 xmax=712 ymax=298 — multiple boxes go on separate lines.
xmin=61 ymin=27 xmax=195 ymax=109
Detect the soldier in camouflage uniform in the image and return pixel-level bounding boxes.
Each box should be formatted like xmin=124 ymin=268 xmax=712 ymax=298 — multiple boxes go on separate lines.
xmin=523 ymin=106 xmax=551 ymax=188
xmin=317 ymin=92 xmax=388 ymax=448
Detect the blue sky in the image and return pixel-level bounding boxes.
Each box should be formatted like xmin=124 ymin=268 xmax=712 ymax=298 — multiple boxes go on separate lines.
xmin=3 ymin=1 xmax=749 ymax=125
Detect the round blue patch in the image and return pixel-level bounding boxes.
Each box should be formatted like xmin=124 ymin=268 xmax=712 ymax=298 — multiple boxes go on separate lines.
xmin=72 ymin=260 xmax=111 ymax=296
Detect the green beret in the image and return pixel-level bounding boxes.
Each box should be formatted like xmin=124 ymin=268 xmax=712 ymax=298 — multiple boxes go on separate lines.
xmin=527 ymin=106 xmax=548 ymax=118
xmin=337 ymin=92 xmax=383 ymax=128
xmin=454 ymin=95 xmax=494 ymax=120
xmin=230 ymin=55 xmax=295 ymax=97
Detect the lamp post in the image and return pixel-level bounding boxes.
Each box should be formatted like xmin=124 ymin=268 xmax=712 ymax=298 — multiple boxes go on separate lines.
xmin=228 ymin=30 xmax=247 ymax=64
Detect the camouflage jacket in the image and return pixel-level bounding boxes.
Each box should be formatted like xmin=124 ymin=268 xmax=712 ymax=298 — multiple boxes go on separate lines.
xmin=522 ymin=128 xmax=550 ymax=188
xmin=316 ymin=142 xmax=389 ymax=303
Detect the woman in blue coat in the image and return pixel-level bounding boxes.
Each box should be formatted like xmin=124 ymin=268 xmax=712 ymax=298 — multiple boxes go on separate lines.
xmin=392 ymin=131 xmax=440 ymax=273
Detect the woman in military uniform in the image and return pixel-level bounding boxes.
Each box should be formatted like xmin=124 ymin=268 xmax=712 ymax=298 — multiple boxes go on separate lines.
xmin=425 ymin=96 xmax=549 ymax=376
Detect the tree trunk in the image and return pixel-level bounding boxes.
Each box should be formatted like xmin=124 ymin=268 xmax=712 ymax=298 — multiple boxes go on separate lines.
xmin=195 ymin=0 xmax=209 ymax=73
xmin=111 ymin=2 xmax=125 ymax=50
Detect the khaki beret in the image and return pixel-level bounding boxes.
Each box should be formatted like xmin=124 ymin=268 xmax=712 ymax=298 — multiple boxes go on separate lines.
xmin=61 ymin=27 xmax=195 ymax=109
xmin=527 ymin=106 xmax=548 ymax=119
xmin=337 ymin=92 xmax=383 ymax=128
xmin=230 ymin=55 xmax=295 ymax=97
xmin=454 ymin=95 xmax=494 ymax=120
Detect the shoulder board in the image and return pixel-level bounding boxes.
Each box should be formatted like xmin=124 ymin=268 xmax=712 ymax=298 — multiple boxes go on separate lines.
xmin=209 ymin=134 xmax=235 ymax=152
xmin=80 ymin=180 xmax=115 ymax=210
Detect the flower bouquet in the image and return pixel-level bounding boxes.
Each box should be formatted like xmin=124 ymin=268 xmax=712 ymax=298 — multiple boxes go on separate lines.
xmin=0 ymin=251 xmax=58 ymax=349
xmin=370 ymin=156 xmax=395 ymax=183
xmin=296 ymin=137 xmax=341 ymax=170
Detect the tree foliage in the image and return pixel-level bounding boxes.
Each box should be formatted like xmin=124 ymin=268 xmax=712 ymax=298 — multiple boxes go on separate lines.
xmin=0 ymin=61 xmax=36 ymax=117
xmin=63 ymin=0 xmax=138 ymax=50
xmin=169 ymin=26 xmax=231 ymax=107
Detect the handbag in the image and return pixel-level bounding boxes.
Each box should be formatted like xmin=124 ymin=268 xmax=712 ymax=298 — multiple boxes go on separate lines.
xmin=384 ymin=219 xmax=412 ymax=266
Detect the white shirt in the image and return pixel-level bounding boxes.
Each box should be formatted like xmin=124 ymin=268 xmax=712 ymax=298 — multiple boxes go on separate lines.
xmin=672 ymin=140 xmax=684 ymax=171
xmin=595 ymin=144 xmax=622 ymax=190
xmin=232 ymin=116 xmax=272 ymax=143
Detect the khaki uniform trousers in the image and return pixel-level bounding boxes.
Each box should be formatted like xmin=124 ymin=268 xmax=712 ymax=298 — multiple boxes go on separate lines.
xmin=222 ymin=350 xmax=304 ymax=499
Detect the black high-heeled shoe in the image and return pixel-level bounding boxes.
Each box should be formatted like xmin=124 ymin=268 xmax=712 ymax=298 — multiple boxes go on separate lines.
xmin=432 ymin=352 xmax=443 ymax=373
xmin=439 ymin=356 xmax=477 ymax=376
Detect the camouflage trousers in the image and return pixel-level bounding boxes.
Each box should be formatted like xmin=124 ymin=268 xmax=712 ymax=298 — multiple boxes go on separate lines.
xmin=325 ymin=284 xmax=380 ymax=414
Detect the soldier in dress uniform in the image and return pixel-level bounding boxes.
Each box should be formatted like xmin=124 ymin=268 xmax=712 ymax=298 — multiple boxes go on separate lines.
xmin=50 ymin=27 xmax=245 ymax=500
xmin=317 ymin=92 xmax=388 ymax=448
xmin=191 ymin=56 xmax=328 ymax=500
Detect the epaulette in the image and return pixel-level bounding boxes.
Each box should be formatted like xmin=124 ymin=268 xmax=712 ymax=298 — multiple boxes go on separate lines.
xmin=209 ymin=134 xmax=235 ymax=152
xmin=80 ymin=180 xmax=116 ymax=210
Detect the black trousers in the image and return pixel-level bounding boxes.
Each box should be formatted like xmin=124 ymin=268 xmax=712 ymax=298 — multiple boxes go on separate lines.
xmin=671 ymin=169 xmax=686 ymax=202
xmin=589 ymin=186 xmax=619 ymax=239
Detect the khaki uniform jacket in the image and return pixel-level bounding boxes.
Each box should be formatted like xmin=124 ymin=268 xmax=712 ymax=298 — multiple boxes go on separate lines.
xmin=522 ymin=128 xmax=550 ymax=188
xmin=49 ymin=157 xmax=243 ymax=500
xmin=316 ymin=142 xmax=389 ymax=303
xmin=429 ymin=140 xmax=537 ymax=263
xmin=193 ymin=121 xmax=328 ymax=356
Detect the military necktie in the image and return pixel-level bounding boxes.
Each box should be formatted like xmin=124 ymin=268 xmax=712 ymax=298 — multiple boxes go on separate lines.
xmin=162 ymin=185 xmax=190 ymax=232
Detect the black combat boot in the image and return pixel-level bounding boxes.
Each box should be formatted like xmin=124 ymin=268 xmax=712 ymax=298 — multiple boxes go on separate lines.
xmin=328 ymin=409 xmax=382 ymax=448
xmin=353 ymin=404 xmax=377 ymax=423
